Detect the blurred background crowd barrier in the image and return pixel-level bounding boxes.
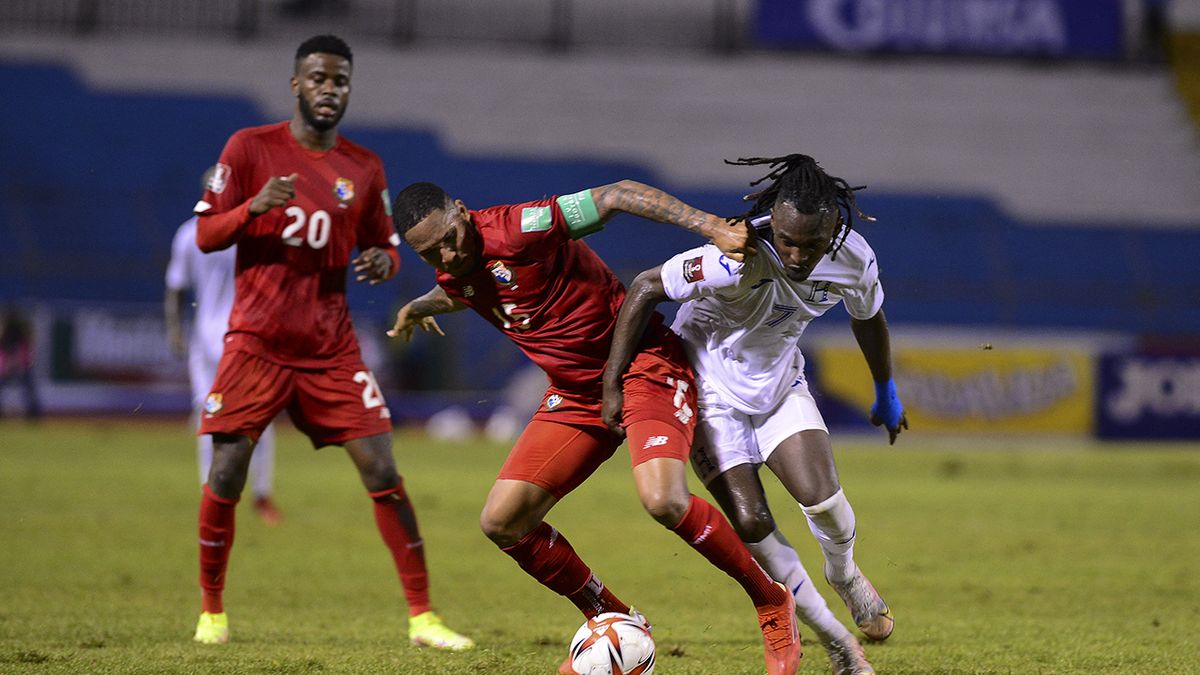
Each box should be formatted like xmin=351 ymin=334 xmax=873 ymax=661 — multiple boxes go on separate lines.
xmin=2 ymin=0 xmax=1198 ymax=440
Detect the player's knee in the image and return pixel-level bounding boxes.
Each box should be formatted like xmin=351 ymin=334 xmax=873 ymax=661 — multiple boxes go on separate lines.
xmin=640 ymin=490 xmax=690 ymax=528
xmin=362 ymin=469 xmax=400 ymax=494
xmin=729 ymin=504 xmax=775 ymax=543
xmin=206 ymin=458 xmax=245 ymax=498
xmin=479 ymin=506 xmax=527 ymax=548
xmin=357 ymin=459 xmax=399 ymax=493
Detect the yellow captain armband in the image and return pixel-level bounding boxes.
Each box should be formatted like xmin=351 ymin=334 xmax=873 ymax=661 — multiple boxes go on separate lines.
xmin=556 ymin=190 xmax=603 ymax=239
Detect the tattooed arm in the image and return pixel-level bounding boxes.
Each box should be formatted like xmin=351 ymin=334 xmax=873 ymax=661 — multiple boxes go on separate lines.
xmin=590 ymin=180 xmax=756 ymax=261
xmin=386 ymin=285 xmax=463 ymax=342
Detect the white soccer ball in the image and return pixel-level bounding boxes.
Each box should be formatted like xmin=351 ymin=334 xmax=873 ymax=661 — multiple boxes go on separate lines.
xmin=567 ymin=612 xmax=656 ymax=675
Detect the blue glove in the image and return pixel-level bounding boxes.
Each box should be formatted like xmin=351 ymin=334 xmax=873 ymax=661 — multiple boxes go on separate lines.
xmin=870 ymin=379 xmax=908 ymax=444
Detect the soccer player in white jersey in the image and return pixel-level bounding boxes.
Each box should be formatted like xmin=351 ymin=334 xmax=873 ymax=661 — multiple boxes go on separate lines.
xmin=165 ymin=169 xmax=282 ymax=524
xmin=603 ymin=154 xmax=907 ymax=675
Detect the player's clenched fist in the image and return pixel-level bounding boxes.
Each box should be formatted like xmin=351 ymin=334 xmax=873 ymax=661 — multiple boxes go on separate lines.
xmin=249 ymin=173 xmax=299 ymax=215
xmin=704 ymin=215 xmax=757 ymax=262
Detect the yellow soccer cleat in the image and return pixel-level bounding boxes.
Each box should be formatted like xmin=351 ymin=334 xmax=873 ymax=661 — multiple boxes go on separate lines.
xmin=408 ymin=611 xmax=475 ymax=651
xmin=193 ymin=611 xmax=229 ymax=645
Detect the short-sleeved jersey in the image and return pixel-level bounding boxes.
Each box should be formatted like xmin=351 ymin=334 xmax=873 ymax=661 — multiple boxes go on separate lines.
xmin=195 ymin=122 xmax=398 ymax=368
xmin=165 ymin=216 xmax=237 ymax=366
xmin=435 ymin=195 xmax=671 ymax=395
xmin=661 ymin=219 xmax=884 ymax=415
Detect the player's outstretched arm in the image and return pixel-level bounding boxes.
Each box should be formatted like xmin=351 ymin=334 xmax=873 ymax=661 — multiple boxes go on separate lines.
xmin=589 ymin=180 xmax=757 ymax=261
xmin=602 ymin=265 xmax=671 ymax=436
xmin=387 ymin=285 xmax=465 ymax=342
xmin=850 ymin=309 xmax=908 ymax=444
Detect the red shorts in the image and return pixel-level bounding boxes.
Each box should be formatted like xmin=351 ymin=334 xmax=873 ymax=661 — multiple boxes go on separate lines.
xmin=198 ymin=348 xmax=393 ymax=448
xmin=497 ymin=331 xmax=697 ymax=499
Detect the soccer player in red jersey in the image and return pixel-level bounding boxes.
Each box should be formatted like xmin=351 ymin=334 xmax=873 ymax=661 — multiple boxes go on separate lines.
xmin=390 ymin=182 xmax=802 ymax=675
xmin=189 ymin=35 xmax=472 ymax=651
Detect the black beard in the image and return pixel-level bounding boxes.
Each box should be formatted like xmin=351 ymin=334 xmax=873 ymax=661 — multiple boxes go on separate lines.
xmin=298 ymin=94 xmax=344 ymax=132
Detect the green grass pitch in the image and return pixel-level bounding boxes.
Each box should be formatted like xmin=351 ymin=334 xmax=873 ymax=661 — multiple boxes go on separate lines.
xmin=0 ymin=420 xmax=1197 ymax=673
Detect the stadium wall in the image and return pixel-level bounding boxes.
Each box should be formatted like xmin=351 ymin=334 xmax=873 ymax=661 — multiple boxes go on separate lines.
xmin=2 ymin=48 xmax=1198 ymax=437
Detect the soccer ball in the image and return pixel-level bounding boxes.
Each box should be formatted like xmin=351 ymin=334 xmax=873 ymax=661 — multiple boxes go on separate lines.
xmin=567 ymin=612 xmax=656 ymax=675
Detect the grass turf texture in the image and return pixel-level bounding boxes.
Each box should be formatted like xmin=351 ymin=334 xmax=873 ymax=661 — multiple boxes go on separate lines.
xmin=0 ymin=420 xmax=1197 ymax=674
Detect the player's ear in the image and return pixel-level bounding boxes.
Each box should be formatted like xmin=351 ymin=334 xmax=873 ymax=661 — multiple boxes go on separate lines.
xmin=290 ymin=75 xmax=300 ymax=97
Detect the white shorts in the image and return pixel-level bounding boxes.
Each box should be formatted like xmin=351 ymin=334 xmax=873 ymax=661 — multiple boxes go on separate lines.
xmin=690 ymin=377 xmax=828 ymax=486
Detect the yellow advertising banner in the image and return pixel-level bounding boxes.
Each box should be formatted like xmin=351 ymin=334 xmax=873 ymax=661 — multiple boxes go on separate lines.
xmin=813 ymin=346 xmax=1094 ymax=433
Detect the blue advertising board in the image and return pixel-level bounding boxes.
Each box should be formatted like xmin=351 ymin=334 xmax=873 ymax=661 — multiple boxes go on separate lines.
xmin=1097 ymin=354 xmax=1200 ymax=440
xmin=755 ymin=0 xmax=1125 ymax=59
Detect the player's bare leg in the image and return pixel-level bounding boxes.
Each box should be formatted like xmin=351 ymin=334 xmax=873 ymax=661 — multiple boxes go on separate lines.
xmin=195 ymin=433 xmax=255 ymax=644
xmin=482 ymin=479 xmax=636 ymax=674
xmin=768 ymin=431 xmax=893 ymax=642
xmin=483 ymin=479 xmax=633 ymax=618
xmin=708 ymin=461 xmax=875 ymax=673
xmin=629 ymin=447 xmax=801 ymax=675
xmin=345 ymin=433 xmax=473 ymax=650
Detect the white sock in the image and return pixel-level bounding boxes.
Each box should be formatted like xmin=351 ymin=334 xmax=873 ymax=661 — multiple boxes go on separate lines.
xmin=746 ymin=529 xmax=851 ymax=644
xmin=250 ymin=424 xmax=276 ymax=498
xmin=197 ymin=433 xmax=213 ymax=486
xmin=801 ymin=489 xmax=857 ymax=584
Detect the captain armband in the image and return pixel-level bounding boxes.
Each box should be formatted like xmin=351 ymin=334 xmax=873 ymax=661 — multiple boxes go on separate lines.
xmin=556 ymin=190 xmax=603 ymax=239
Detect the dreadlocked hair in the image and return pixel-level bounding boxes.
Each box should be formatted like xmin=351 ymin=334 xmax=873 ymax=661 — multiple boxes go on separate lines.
xmin=726 ymin=154 xmax=872 ymax=259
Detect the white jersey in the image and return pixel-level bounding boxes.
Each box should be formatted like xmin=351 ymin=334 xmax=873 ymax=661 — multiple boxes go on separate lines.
xmin=165 ymin=216 xmax=236 ymax=369
xmin=660 ymin=222 xmax=883 ymax=415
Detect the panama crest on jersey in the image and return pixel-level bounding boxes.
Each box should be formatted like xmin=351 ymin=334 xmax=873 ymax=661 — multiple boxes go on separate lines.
xmin=333 ymin=177 xmax=355 ymax=204
xmin=488 ymin=261 xmax=515 ymax=286
xmin=545 ymin=394 xmax=563 ymax=411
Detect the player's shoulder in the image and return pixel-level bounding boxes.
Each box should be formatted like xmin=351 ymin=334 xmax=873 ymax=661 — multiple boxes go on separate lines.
xmin=334 ymin=134 xmax=384 ymax=167
xmin=811 ymin=228 xmax=878 ymax=282
xmin=474 ymin=198 xmax=557 ymax=245
xmin=835 ymin=229 xmax=876 ymax=265
xmin=228 ymin=121 xmax=288 ymax=146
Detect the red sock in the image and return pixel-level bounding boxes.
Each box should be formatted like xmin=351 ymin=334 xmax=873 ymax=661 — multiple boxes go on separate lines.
xmin=198 ymin=484 xmax=238 ymax=614
xmin=370 ymin=478 xmax=432 ymax=617
xmin=672 ymin=494 xmax=785 ymax=608
xmin=501 ymin=522 xmax=629 ymax=618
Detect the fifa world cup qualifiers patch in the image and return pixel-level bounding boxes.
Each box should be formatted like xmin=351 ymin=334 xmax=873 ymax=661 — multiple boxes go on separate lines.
xmin=381 ymin=188 xmax=393 ymax=217
xmin=683 ymin=256 xmax=705 ymax=283
xmin=207 ymin=164 xmax=231 ymax=194
xmin=556 ymin=190 xmax=603 ymax=238
xmin=521 ymin=206 xmax=552 ymax=233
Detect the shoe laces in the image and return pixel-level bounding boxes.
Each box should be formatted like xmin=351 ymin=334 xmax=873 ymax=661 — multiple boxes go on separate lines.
xmin=758 ymin=607 xmax=795 ymax=650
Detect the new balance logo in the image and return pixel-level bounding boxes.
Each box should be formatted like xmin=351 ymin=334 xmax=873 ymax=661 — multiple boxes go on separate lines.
xmin=199 ymin=538 xmax=225 ymax=548
xmin=643 ymin=435 xmax=670 ymax=449
xmin=691 ymin=525 xmax=714 ymax=546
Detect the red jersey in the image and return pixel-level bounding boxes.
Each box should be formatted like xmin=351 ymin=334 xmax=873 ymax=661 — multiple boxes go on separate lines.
xmin=436 ymin=197 xmax=672 ymax=395
xmin=196 ymin=122 xmax=398 ymax=368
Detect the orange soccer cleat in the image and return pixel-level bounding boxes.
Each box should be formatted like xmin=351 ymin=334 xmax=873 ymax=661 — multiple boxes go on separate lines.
xmin=757 ymin=582 xmax=802 ymax=675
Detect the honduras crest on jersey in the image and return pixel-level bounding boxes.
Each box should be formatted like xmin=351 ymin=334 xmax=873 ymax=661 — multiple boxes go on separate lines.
xmin=333 ymin=177 xmax=355 ymax=204
xmin=488 ymin=261 xmax=515 ymax=286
